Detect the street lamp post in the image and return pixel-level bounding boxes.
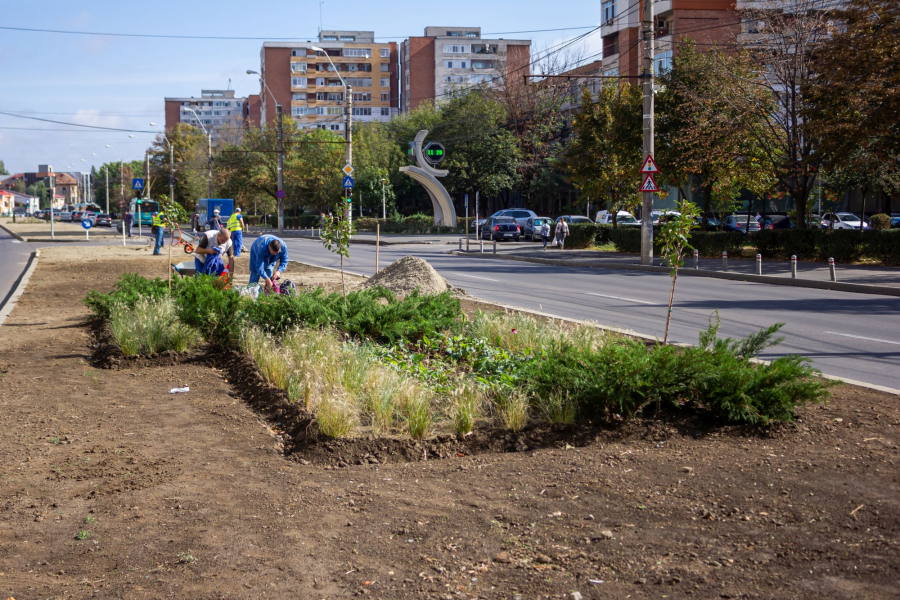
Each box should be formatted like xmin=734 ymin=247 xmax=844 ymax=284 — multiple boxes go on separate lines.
xmin=310 ymin=46 xmax=352 ymax=222
xmin=247 ymin=69 xmax=284 ymax=236
xmin=183 ymin=107 xmax=212 ymax=200
xmin=381 ymin=178 xmax=386 ymax=220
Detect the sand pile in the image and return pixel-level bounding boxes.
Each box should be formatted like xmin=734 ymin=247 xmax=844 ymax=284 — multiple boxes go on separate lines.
xmin=360 ymin=256 xmax=453 ymax=297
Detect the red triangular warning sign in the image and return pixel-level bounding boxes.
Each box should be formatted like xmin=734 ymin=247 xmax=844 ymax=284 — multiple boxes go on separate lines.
xmin=640 ymin=174 xmax=659 ymax=192
xmin=641 ymin=155 xmax=659 ymax=173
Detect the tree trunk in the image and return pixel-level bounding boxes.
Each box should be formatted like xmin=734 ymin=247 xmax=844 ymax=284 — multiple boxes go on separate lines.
xmin=663 ymin=268 xmax=678 ymax=345
xmin=702 ymin=183 xmax=712 ymax=232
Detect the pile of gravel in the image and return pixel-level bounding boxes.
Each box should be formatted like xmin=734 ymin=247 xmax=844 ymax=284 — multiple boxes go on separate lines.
xmin=360 ymin=256 xmax=453 ymax=297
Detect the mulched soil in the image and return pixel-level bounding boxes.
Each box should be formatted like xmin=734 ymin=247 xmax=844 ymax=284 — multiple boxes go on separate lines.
xmin=0 ymin=248 xmax=898 ymax=599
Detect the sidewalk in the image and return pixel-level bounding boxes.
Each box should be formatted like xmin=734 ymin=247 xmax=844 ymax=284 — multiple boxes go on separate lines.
xmin=454 ymin=244 xmax=900 ymax=296
xmin=279 ymin=229 xmax=462 ymax=246
xmin=0 ymin=219 xmax=134 ymax=243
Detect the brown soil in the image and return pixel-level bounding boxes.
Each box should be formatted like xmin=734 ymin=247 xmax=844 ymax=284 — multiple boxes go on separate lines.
xmin=1 ymin=246 xmax=898 ymax=599
xmin=359 ymin=256 xmax=453 ymax=297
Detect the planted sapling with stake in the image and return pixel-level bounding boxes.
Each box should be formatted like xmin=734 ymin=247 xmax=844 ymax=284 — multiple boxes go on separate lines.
xmin=320 ymin=202 xmax=354 ymax=300
xmin=656 ymin=201 xmax=701 ymax=344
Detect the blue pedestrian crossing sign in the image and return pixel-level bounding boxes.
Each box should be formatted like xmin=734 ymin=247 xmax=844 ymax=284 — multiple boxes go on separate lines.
xmin=342 ymin=175 xmax=354 ymax=188
xmin=132 ymin=178 xmax=144 ymax=191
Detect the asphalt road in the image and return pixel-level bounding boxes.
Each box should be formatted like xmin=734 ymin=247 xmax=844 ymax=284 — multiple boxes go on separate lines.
xmin=269 ymin=236 xmax=900 ymax=391
xmin=0 ymin=228 xmax=34 ymax=310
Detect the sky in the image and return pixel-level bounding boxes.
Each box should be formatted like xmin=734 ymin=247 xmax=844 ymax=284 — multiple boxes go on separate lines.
xmin=0 ymin=0 xmax=602 ymax=176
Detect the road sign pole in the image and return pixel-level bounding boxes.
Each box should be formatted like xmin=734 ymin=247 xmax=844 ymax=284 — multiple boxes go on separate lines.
xmin=465 ymin=193 xmax=469 ymax=252
xmin=276 ymin=103 xmax=284 ymax=237
xmin=640 ymin=0 xmax=655 ymax=266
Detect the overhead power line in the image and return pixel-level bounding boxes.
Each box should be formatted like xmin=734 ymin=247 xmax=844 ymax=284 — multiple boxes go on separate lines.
xmin=0 ymin=110 xmax=157 ymax=133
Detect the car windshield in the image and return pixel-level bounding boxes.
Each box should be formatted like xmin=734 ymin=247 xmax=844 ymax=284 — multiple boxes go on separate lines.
xmin=837 ymin=213 xmax=860 ymax=222
xmin=618 ymin=215 xmax=637 ymax=223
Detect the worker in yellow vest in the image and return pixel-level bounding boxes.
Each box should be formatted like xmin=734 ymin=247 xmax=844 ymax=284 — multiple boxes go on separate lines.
xmin=226 ymin=207 xmax=246 ymax=257
xmin=151 ymin=211 xmax=167 ymax=255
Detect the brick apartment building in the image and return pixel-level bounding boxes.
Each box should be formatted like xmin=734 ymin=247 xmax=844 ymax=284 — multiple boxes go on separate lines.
xmin=600 ymin=0 xmax=738 ymax=78
xmin=165 ymin=90 xmax=248 ymax=144
xmin=400 ymin=27 xmax=532 ymax=112
xmin=258 ymin=31 xmax=398 ymax=132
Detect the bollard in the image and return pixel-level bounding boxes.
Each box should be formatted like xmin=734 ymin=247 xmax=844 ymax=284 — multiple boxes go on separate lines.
xmin=791 ymin=255 xmax=797 ymax=279
xmin=828 ymin=257 xmax=837 ymax=282
xmin=693 ymin=248 xmax=699 ymax=270
xmin=722 ymin=250 xmax=728 ymax=272
xmin=493 ymin=240 xmax=497 ymax=255
xmin=756 ymin=254 xmax=762 ymax=276
xmin=459 ymin=238 xmax=463 ymax=252
xmin=480 ymin=240 xmax=484 ymax=254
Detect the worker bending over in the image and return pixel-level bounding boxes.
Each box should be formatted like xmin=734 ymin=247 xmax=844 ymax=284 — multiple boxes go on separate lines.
xmin=194 ymin=228 xmax=234 ymax=276
xmin=248 ymin=235 xmax=288 ymax=289
xmin=226 ymin=207 xmax=246 ymax=257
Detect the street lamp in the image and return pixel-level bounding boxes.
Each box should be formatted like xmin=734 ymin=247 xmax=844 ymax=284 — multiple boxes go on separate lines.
xmin=247 ymin=68 xmax=285 ymax=235
xmin=183 ymin=106 xmax=213 ymax=200
xmin=311 ymin=45 xmax=353 ymax=221
xmin=150 ymin=122 xmax=175 ymax=207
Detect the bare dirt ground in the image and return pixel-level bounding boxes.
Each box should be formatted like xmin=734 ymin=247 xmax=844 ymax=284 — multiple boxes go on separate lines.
xmin=0 ymin=246 xmax=898 ymax=599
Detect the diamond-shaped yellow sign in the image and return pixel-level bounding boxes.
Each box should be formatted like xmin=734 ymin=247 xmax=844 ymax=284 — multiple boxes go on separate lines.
xmin=342 ymin=164 xmax=354 ymax=176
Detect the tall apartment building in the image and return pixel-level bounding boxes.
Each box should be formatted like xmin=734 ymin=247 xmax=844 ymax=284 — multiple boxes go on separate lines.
xmin=599 ymin=0 xmax=738 ymax=78
xmin=164 ymin=90 xmax=248 ymax=144
xmin=259 ymin=31 xmax=398 ymax=131
xmin=400 ymin=27 xmax=531 ymax=112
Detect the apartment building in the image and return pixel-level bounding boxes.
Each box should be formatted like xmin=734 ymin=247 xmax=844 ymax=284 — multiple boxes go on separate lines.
xmin=259 ymin=31 xmax=398 ymax=132
xmin=164 ymin=90 xmax=248 ymax=144
xmin=599 ymin=0 xmax=738 ymax=78
xmin=400 ymin=27 xmax=531 ymax=112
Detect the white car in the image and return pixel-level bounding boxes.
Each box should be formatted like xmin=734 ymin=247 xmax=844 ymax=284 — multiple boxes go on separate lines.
xmin=821 ymin=212 xmax=868 ymax=230
xmin=472 ymin=209 xmax=538 ymax=232
xmin=596 ymin=210 xmax=641 ymax=226
xmin=651 ymin=209 xmax=682 ymax=225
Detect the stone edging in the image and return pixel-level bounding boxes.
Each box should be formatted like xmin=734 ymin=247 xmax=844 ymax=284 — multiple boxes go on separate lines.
xmin=0 ymin=249 xmax=39 ymax=328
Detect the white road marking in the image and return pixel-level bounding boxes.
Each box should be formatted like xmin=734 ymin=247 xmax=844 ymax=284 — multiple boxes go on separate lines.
xmin=825 ymin=332 xmax=900 ymax=346
xmin=587 ymin=292 xmax=654 ymax=305
xmin=450 ymin=272 xmax=500 ymax=282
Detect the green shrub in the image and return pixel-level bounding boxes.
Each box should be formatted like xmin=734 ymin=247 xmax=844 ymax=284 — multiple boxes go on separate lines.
xmin=609 ymin=227 xmax=642 ymax=253
xmin=84 ymin=273 xmax=171 ymax=320
xmin=870 ymin=213 xmax=891 ymax=230
xmin=174 ymin=276 xmax=244 ymax=347
xmin=109 ymin=297 xmax=200 ymax=356
xmin=862 ymin=229 xmax=900 ymax=265
xmin=564 ymin=223 xmax=599 ymax=249
xmin=688 ymin=232 xmax=747 ymax=258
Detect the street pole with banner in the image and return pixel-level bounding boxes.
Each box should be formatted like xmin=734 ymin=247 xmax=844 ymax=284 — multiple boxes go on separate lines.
xmin=640 ymin=0 xmax=655 ymax=266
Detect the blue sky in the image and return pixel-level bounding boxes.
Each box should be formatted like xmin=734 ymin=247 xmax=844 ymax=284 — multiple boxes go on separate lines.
xmin=0 ymin=0 xmax=601 ymax=175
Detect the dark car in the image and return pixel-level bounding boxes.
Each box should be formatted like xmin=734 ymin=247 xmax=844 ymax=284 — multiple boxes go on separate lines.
xmin=760 ymin=215 xmax=795 ymax=230
xmin=70 ymin=210 xmax=83 ymax=222
xmin=723 ymin=215 xmax=761 ymax=233
xmin=890 ymin=215 xmax=900 ymax=229
xmin=693 ymin=216 xmax=722 ymax=229
xmin=94 ymin=213 xmax=113 ymax=227
xmin=481 ymin=216 xmax=520 ymax=241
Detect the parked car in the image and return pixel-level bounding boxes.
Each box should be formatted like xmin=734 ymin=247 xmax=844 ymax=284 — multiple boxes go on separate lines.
xmin=481 ymin=216 xmax=521 ymax=241
xmin=472 ymin=208 xmax=537 ymax=232
xmin=70 ymin=211 xmax=83 ymax=222
xmin=82 ymin=212 xmax=97 ymax=222
xmin=760 ymin=215 xmax=795 ymax=230
xmin=523 ymin=217 xmax=553 ymax=241
xmin=55 ymin=211 xmax=71 ymax=222
xmin=555 ymin=215 xmax=595 ymax=226
xmin=693 ymin=216 xmax=722 ymax=229
xmin=651 ymin=209 xmax=681 ymax=225
xmin=595 ymin=210 xmax=640 ymax=226
xmin=94 ymin=213 xmax=113 ymax=227
xmin=820 ymin=212 xmax=869 ymax=230
xmin=891 ymin=216 xmax=900 ymax=229
xmin=723 ymin=215 xmax=761 ymax=233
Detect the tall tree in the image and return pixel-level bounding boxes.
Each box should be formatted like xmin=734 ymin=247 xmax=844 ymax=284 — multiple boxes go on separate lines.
xmin=0 ymin=160 xmax=8 ymax=175
xmin=562 ymin=83 xmax=643 ymax=225
xmin=26 ymin=182 xmax=48 ymax=208
xmin=148 ymin=123 xmax=208 ymax=211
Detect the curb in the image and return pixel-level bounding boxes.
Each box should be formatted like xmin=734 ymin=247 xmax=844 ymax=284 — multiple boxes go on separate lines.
xmin=0 ymin=222 xmax=26 ymax=242
xmin=450 ymin=251 xmax=900 ymax=298
xmin=0 ymin=249 xmax=39 ymax=328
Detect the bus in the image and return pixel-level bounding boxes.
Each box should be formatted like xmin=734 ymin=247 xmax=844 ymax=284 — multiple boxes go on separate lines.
xmin=128 ymin=198 xmax=159 ymax=227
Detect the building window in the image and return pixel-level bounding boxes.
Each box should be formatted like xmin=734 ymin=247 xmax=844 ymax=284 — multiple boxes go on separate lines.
xmin=322 ymin=35 xmax=338 ymax=41
xmin=602 ymin=0 xmax=616 ymax=24
xmin=317 ymin=63 xmax=337 ymax=72
xmin=291 ymin=62 xmax=307 ymax=73
xmin=352 ymin=107 xmax=372 ymax=116
xmin=470 ymin=74 xmax=492 ymax=84
xmin=444 ymin=75 xmax=467 ymax=84
xmin=346 ymin=77 xmax=372 ymax=87
xmin=380 ymin=77 xmax=390 ymax=87
xmin=292 ymin=93 xmax=306 ymax=101
xmin=340 ymin=36 xmax=355 ymax=41
xmin=343 ymin=48 xmax=372 ymax=58
xmin=352 ymin=92 xmax=371 ymax=102
xmin=380 ymin=48 xmax=390 ymax=58
xmin=292 ymin=48 xmax=307 ymax=57
xmin=442 ymin=44 xmax=469 ymax=54
xmin=315 ymin=107 xmax=342 ymax=116
xmin=444 ymin=60 xmax=469 ymax=69
xmin=472 ymin=45 xmax=497 ymax=55
xmin=655 ymin=50 xmax=673 ymax=74
xmin=380 ymin=63 xmax=389 ymax=72
xmin=472 ymin=60 xmax=493 ymax=69
xmin=447 ymin=31 xmax=478 ymax=37
xmin=381 ymin=92 xmax=390 ymax=102
xmin=381 ymin=107 xmax=390 ymax=116
xmin=602 ymin=32 xmax=619 ymax=56
xmin=291 ymin=106 xmax=310 ymax=116
xmin=291 ymin=77 xmax=307 ymax=88
xmin=330 ymin=124 xmax=341 ymax=131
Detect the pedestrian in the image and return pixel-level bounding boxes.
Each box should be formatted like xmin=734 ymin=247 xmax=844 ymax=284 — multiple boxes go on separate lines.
xmin=191 ymin=213 xmax=201 ymax=232
xmin=555 ymin=218 xmax=569 ymax=250
xmin=540 ymin=220 xmax=551 ymax=249
xmin=151 ymin=211 xmax=167 ymax=255
xmin=124 ymin=211 xmax=134 ymax=238
xmin=194 ymin=228 xmax=234 ymax=276
xmin=226 ymin=207 xmax=246 ymax=257
xmin=248 ymin=235 xmax=288 ymax=290
xmin=207 ymin=209 xmax=223 ymax=231
xmin=755 ymin=212 xmax=762 ymax=223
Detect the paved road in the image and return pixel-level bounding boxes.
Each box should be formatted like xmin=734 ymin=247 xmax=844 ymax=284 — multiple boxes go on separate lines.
xmin=266 ymin=236 xmax=900 ymax=391
xmin=0 ymin=227 xmax=35 ymax=310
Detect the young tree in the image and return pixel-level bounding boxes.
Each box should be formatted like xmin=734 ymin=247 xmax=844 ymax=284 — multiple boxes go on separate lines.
xmin=148 ymin=124 xmax=208 ymax=210
xmin=320 ymin=199 xmax=353 ymax=299
xmin=657 ymin=201 xmax=701 ymax=345
xmin=562 ymin=84 xmax=642 ymax=226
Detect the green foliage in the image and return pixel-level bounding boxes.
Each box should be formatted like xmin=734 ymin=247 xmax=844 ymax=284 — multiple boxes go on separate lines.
xmin=688 ymin=232 xmax=748 ymax=258
xmin=657 ymin=201 xmax=701 ymax=275
xmin=608 ymin=227 xmax=642 ymax=253
xmin=870 ymin=214 xmax=891 ymax=230
xmin=109 ymin=298 xmax=199 ymax=356
xmin=174 ymin=276 xmax=244 ymax=346
xmin=83 ymin=273 xmax=171 ymax=320
xmin=320 ymin=203 xmax=354 ymax=297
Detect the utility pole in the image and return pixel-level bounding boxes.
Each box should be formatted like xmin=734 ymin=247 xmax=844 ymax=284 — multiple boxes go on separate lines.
xmin=206 ymin=132 xmax=212 ymax=200
xmin=345 ymin=85 xmax=353 ymax=224
xmin=640 ymin=0 xmax=655 ymax=266
xmin=276 ymin=103 xmax=284 ymax=236
xmin=169 ymin=141 xmax=175 ymax=206
xmin=381 ymin=177 xmax=386 ymax=220
xmin=105 ymin=166 xmax=109 ymax=214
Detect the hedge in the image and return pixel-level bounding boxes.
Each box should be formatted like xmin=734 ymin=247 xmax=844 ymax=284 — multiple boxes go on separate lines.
xmin=353 ymin=215 xmax=473 ymax=235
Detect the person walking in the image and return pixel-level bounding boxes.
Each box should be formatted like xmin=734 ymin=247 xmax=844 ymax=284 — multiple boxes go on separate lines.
xmin=540 ymin=220 xmax=551 ymax=250
xmin=151 ymin=211 xmax=167 ymax=255
xmin=191 ymin=213 xmax=201 ymax=232
xmin=124 ymin=211 xmax=134 ymax=238
xmin=248 ymin=235 xmax=288 ymax=290
xmin=226 ymin=208 xmax=246 ymax=257
xmin=555 ymin=218 xmax=569 ymax=250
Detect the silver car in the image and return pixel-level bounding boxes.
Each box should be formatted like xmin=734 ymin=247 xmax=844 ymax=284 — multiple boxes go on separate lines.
xmin=472 ymin=208 xmax=538 ymax=232
xmin=523 ymin=217 xmax=553 ymax=241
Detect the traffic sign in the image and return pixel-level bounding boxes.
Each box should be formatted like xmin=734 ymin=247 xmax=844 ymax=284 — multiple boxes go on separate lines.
xmin=342 ymin=164 xmax=354 ymax=176
xmin=342 ymin=175 xmax=354 ymax=188
xmin=640 ymin=155 xmax=659 ymax=174
xmin=276 ymin=189 xmax=285 ymax=199
xmin=640 ymin=174 xmax=660 ymax=193
xmin=81 ymin=219 xmax=93 ymax=229
xmin=132 ymin=178 xmax=144 ymax=190
xmin=424 ymin=141 xmax=446 ymax=164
